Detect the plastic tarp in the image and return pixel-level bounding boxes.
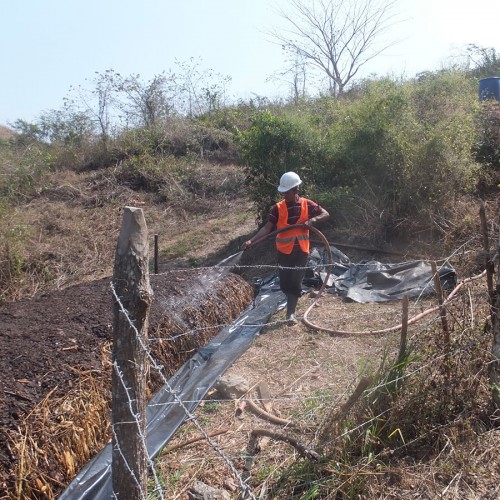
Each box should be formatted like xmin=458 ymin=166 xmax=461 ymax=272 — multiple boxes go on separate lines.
xmin=58 ymin=273 xmax=286 ymax=499
xmin=306 ymin=246 xmax=457 ymax=303
xmin=59 ymin=247 xmax=456 ymax=498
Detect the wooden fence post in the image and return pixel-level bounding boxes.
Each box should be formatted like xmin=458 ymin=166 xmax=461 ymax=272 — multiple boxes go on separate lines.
xmin=479 ymin=201 xmax=495 ymax=316
xmin=493 ymin=299 xmax=500 ymax=408
xmin=397 ymin=295 xmax=409 ymax=365
xmin=491 ymin=214 xmax=500 ymax=408
xmin=112 ymin=207 xmax=153 ymax=499
xmin=154 ymin=234 xmax=159 ymax=274
xmin=431 ymin=261 xmax=450 ymax=352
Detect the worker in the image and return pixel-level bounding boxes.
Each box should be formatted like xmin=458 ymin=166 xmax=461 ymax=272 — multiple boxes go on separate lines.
xmin=241 ymin=171 xmax=329 ymax=324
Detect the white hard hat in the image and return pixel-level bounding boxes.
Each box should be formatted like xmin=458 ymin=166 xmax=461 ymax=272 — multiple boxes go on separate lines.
xmin=277 ymin=171 xmax=302 ymax=192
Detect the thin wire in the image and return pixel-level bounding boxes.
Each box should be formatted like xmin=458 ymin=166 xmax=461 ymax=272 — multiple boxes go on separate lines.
xmin=112 ymin=361 xmax=165 ymax=499
xmin=106 ymin=236 xmax=485 ymax=497
xmin=111 ymin=283 xmax=257 ymax=500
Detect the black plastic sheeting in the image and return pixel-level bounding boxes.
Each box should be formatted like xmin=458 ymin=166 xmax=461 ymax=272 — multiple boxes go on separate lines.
xmin=306 ymin=246 xmax=457 ymax=303
xmin=58 ymin=273 xmax=286 ymax=499
xmin=59 ymin=247 xmax=456 ymax=498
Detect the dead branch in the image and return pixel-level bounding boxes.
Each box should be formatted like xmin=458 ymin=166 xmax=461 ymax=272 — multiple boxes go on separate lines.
xmin=431 ymin=261 xmax=450 ymax=348
xmin=397 ymin=295 xmax=409 ymax=364
xmin=165 ymin=429 xmax=229 ymax=454
xmin=244 ymin=428 xmax=321 ymax=479
xmin=317 ymin=376 xmax=372 ymax=447
xmin=243 ymin=399 xmax=293 ymax=427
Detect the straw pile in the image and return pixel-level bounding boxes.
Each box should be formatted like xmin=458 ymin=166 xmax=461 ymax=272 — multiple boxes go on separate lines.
xmin=9 ymin=368 xmax=111 ymax=499
xmin=149 ymin=271 xmax=254 ymax=386
xmin=5 ymin=270 xmax=253 ymax=499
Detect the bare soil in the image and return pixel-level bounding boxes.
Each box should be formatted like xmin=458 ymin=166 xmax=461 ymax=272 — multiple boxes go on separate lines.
xmin=0 ymin=270 xmax=255 ymax=495
xmin=0 ymin=163 xmax=258 ymax=497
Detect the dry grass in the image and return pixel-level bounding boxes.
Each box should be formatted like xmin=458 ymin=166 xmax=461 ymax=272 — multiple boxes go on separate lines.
xmin=10 ymin=369 xmax=111 ymax=500
xmin=0 ymin=164 xmax=256 ymax=304
xmin=1 ymin=155 xmax=500 ymax=498
xmin=3 ymin=273 xmax=253 ymax=499
xmin=152 ymin=272 xmax=498 ymax=499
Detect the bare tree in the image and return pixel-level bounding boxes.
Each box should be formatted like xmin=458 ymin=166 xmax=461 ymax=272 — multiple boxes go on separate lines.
xmin=174 ymin=57 xmax=232 ymax=117
xmin=465 ymin=44 xmax=500 ymax=77
xmin=272 ymin=0 xmax=398 ymax=96
xmin=67 ymin=69 xmax=118 ymax=147
xmin=66 ymin=70 xmax=174 ymax=133
xmin=117 ymin=72 xmax=175 ymax=127
xmin=268 ymin=48 xmax=309 ymax=104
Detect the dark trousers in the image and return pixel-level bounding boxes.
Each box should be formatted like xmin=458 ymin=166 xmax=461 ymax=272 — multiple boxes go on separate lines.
xmin=277 ymin=250 xmax=308 ymax=298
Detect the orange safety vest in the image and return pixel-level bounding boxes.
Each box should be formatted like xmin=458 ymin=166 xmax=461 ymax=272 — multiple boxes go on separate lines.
xmin=275 ymin=197 xmax=310 ymax=254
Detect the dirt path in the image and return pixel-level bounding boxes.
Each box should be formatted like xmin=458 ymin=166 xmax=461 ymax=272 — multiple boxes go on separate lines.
xmin=228 ymin=294 xmax=406 ymax=407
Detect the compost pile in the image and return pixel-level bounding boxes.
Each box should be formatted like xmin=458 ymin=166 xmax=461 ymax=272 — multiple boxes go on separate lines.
xmin=0 ymin=269 xmax=253 ymax=498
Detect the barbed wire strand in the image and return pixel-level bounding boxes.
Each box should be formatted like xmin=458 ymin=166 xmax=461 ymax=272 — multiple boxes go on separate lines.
xmin=107 ymin=235 xmax=488 ymax=496
xmin=149 ymin=237 xmax=485 ymax=342
xmin=113 ymin=361 xmax=165 ymax=499
xmin=109 ymin=266 xmax=488 ymax=418
xmin=148 ymin=298 xmax=440 ymax=342
xmin=111 ymin=283 xmax=257 ymax=500
xmin=152 ymin=236 xmax=480 ymax=277
xmin=110 ymin=425 xmax=146 ymax=500
xmin=146 ymin=269 xmax=485 ymax=343
xmin=142 ymin=310 xmax=493 ymax=415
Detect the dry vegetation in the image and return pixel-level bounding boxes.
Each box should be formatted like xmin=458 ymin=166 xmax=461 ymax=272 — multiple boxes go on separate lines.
xmin=156 ymin=273 xmax=498 ymax=499
xmin=0 ymin=126 xmax=15 ymax=141
xmin=0 ymin=162 xmax=255 ymax=303
xmin=0 ymin=161 xmax=257 ymax=498
xmin=3 ymin=270 xmax=254 ymax=499
xmin=0 ymin=158 xmax=499 ymax=499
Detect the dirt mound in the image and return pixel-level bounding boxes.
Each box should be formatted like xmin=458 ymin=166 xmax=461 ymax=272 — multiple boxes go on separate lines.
xmin=0 ymin=269 xmax=253 ymax=498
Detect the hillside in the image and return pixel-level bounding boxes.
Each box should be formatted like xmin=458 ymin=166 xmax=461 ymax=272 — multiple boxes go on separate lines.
xmin=2 ymin=50 xmax=500 ymax=496
xmin=0 ymin=160 xmax=498 ymax=498
xmin=0 ymin=162 xmax=259 ymax=496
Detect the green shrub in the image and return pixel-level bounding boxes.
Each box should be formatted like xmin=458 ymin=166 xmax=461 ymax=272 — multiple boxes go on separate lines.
xmin=312 ymin=73 xmax=482 ymax=237
xmin=112 ymin=120 xmax=235 ymax=163
xmin=235 ymin=74 xmax=484 ymax=236
xmin=474 ymin=100 xmax=500 ymax=175
xmin=0 ymin=140 xmax=55 ymax=202
xmin=237 ymin=110 xmax=323 ymax=223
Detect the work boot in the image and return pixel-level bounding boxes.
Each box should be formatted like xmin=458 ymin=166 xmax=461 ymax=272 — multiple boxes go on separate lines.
xmin=286 ymin=313 xmax=298 ymax=325
xmin=286 ymin=294 xmax=299 ymax=324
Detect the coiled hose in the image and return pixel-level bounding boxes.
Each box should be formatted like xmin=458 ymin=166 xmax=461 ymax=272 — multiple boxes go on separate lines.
xmin=248 ymin=225 xmax=487 ymax=336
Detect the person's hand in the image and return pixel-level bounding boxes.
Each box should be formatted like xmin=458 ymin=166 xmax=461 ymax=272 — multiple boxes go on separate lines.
xmin=304 ymin=218 xmax=316 ymax=227
xmin=241 ymin=240 xmax=253 ymax=251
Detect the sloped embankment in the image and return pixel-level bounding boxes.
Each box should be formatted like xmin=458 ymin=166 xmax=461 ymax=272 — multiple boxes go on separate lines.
xmin=0 ymin=269 xmax=253 ymax=498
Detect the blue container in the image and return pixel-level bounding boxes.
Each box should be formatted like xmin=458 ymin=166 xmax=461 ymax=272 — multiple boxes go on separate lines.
xmin=479 ymin=77 xmax=500 ymax=101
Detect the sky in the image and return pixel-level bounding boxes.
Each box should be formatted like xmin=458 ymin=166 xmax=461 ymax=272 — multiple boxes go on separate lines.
xmin=1 ymin=0 xmax=499 ymax=126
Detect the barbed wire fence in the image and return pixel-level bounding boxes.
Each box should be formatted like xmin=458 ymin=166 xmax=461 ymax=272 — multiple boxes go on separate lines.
xmin=107 ymin=205 xmax=500 ymax=499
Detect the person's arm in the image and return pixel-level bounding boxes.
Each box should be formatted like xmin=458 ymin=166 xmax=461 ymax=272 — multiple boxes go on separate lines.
xmin=304 ymin=207 xmax=330 ymax=226
xmin=241 ymin=221 xmax=275 ymax=250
